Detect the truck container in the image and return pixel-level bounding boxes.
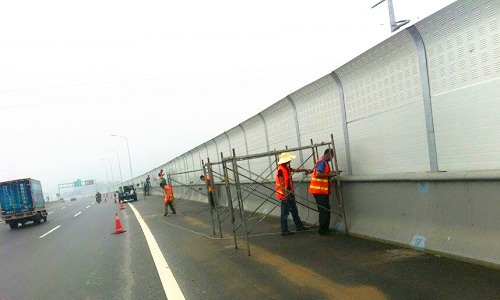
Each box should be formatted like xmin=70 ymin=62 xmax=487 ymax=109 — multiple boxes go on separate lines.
xmin=0 ymin=178 xmax=48 ymax=229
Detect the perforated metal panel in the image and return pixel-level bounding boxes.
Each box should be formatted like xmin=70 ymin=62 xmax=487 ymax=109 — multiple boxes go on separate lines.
xmin=416 ymin=0 xmax=500 ymax=171
xmin=191 ymin=148 xmax=202 ymax=169
xmin=135 ymin=0 xmax=498 ymax=182
xmin=185 ymin=151 xmax=198 ymax=184
xmin=241 ymin=116 xmax=271 ymax=178
xmin=418 ymin=0 xmax=499 ymax=93
xmin=260 ymin=98 xmax=298 ymax=150
xmin=335 ymin=29 xmax=428 ymax=174
xmin=205 ymin=140 xmax=219 ymax=166
xmin=242 ymin=116 xmax=268 ymax=154
xmin=348 ymin=101 xmax=431 ymax=174
xmin=337 ymin=30 xmax=422 ymax=123
xmin=226 ymin=126 xmax=251 ymax=180
xmin=226 ymin=126 xmax=246 ymax=156
xmin=214 ymin=134 xmax=230 ymax=159
xmin=290 ymin=75 xmax=347 ymax=170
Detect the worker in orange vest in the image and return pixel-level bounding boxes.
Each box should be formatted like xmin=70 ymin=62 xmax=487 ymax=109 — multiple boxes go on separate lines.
xmin=275 ymin=152 xmax=311 ymax=236
xmin=200 ymin=175 xmax=215 ymax=209
xmin=161 ymin=182 xmax=176 ymax=216
xmin=308 ymin=148 xmax=340 ymax=236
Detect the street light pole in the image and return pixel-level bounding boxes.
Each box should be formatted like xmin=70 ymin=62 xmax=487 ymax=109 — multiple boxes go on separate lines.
xmin=106 ymin=150 xmax=123 ymax=186
xmin=101 ymin=163 xmax=110 ymax=192
xmin=111 ymin=134 xmax=134 ymax=187
xmin=371 ymin=0 xmax=409 ymax=32
xmin=101 ymin=164 xmax=109 ymax=182
xmin=101 ymin=158 xmax=115 ymax=183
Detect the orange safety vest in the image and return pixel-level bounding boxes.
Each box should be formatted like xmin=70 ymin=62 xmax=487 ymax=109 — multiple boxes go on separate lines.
xmin=275 ymin=164 xmax=293 ymax=200
xmin=206 ymin=176 xmax=213 ymax=193
xmin=308 ymin=157 xmax=331 ymax=195
xmin=164 ymin=185 xmax=174 ymax=203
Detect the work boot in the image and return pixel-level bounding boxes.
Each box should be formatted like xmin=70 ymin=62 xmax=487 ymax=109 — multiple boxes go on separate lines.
xmin=319 ymin=229 xmax=334 ymax=236
xmin=281 ymin=230 xmax=295 ymax=236
xmin=296 ymin=225 xmax=310 ymax=231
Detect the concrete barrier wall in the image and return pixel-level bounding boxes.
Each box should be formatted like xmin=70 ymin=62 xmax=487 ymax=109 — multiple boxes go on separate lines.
xmin=128 ymin=0 xmax=499 ymax=267
xmin=341 ymin=175 xmax=500 ymax=267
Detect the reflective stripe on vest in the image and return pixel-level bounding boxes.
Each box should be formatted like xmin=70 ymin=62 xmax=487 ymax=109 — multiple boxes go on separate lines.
xmin=164 ymin=186 xmax=174 ymax=203
xmin=206 ymin=176 xmax=213 ymax=193
xmin=308 ymin=158 xmax=330 ymax=195
xmin=275 ymin=164 xmax=293 ymax=200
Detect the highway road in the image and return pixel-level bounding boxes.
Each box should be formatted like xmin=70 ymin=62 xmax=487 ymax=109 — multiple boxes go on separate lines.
xmin=1 ymin=195 xmax=499 ymax=300
xmin=0 ymin=197 xmax=164 ymax=300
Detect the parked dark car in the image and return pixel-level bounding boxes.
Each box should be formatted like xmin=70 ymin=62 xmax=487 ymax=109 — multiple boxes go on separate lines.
xmin=118 ymin=185 xmax=138 ymax=202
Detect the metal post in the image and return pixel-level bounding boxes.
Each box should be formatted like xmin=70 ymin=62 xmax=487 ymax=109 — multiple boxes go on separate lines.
xmin=208 ymin=157 xmax=223 ymax=238
xmin=258 ymin=113 xmax=273 ymax=179
xmin=310 ymin=139 xmax=318 ymax=164
xmin=286 ymin=95 xmax=304 ymax=165
xmin=202 ymin=159 xmax=217 ymax=236
xmin=101 ymin=158 xmax=114 ymax=184
xmin=232 ymin=148 xmax=251 ymax=256
xmin=101 ymin=163 xmax=109 ymax=193
xmin=238 ymin=124 xmax=252 ymax=180
xmin=107 ymin=150 xmax=124 ymax=189
xmin=222 ymin=152 xmax=238 ymax=249
xmin=331 ymin=134 xmax=348 ymax=234
xmin=111 ymin=135 xmax=134 ymax=187
xmin=371 ymin=0 xmax=409 ymax=32
xmin=330 ymin=71 xmax=352 ymax=175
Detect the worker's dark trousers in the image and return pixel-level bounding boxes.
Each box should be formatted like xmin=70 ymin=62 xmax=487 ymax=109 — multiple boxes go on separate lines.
xmin=208 ymin=192 xmax=215 ymax=208
xmin=164 ymin=201 xmax=176 ymax=215
xmin=280 ymin=194 xmax=303 ymax=232
xmin=313 ymin=193 xmax=331 ymax=233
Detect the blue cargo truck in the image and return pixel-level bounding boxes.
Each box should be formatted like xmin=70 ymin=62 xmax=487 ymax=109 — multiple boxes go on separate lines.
xmin=0 ymin=178 xmax=48 ymax=229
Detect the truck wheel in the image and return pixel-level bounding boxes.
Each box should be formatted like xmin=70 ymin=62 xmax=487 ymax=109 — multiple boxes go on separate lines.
xmin=34 ymin=213 xmax=42 ymax=224
xmin=9 ymin=222 xmax=18 ymax=229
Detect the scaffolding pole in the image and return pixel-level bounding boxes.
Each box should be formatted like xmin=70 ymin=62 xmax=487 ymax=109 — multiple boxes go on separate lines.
xmin=231 ymin=148 xmax=251 ymax=256
xmin=207 ymin=157 xmax=223 ymax=238
xmin=218 ymin=136 xmax=348 ymax=256
xmin=330 ymin=134 xmax=348 ymax=234
xmin=202 ymin=159 xmax=217 ymax=236
xmin=167 ymin=168 xmax=206 ymax=205
xmin=221 ymin=152 xmax=238 ymax=249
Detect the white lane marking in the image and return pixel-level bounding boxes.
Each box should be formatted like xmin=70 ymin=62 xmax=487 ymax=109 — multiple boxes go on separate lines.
xmin=39 ymin=225 xmax=61 ymax=238
xmin=61 ymin=207 xmax=66 ymax=210
xmin=92 ymin=201 xmax=95 ymax=205
xmin=48 ymin=212 xmax=53 ymax=215
xmin=74 ymin=212 xmax=82 ymax=217
xmin=86 ymin=205 xmax=91 ymax=209
xmin=129 ymin=204 xmax=185 ymax=300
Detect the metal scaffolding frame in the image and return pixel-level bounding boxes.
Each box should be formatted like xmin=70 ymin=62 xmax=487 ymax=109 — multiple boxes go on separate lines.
xmin=167 ymin=168 xmax=205 ymax=204
xmin=166 ymin=169 xmax=211 ymax=219
xmin=164 ymin=135 xmax=347 ymax=256
xmin=201 ymin=158 xmax=225 ymax=238
xmin=216 ymin=134 xmax=347 ymax=256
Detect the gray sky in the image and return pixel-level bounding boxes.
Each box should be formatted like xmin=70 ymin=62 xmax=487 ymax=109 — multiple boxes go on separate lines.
xmin=0 ymin=0 xmax=454 ymax=197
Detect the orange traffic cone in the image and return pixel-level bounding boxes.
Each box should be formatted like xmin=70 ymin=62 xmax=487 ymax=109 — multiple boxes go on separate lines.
xmin=113 ymin=213 xmax=125 ymax=234
xmin=119 ymin=201 xmax=125 ymax=210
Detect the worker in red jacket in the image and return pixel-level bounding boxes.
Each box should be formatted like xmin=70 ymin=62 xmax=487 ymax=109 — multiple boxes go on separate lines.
xmin=161 ymin=182 xmax=176 ymax=216
xmin=275 ymin=152 xmax=310 ymax=236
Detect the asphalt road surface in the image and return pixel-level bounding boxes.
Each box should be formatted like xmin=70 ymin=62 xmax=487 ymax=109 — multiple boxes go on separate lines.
xmin=1 ymin=194 xmax=498 ymax=300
